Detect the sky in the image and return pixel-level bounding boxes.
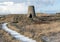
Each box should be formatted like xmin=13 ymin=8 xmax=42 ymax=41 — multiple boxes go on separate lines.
xmin=0 ymin=0 xmax=60 ymax=14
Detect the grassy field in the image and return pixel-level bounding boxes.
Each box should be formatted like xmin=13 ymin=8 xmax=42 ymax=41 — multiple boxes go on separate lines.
xmin=0 ymin=14 xmax=60 ymax=42
xmin=0 ymin=29 xmax=21 ymax=42
xmin=8 ymin=21 xmax=60 ymax=42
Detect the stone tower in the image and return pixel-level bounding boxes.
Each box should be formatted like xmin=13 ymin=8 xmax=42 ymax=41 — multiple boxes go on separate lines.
xmin=28 ymin=6 xmax=36 ymax=18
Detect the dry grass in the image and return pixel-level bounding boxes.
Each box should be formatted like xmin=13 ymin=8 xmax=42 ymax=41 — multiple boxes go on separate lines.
xmin=0 ymin=29 xmax=21 ymax=42
xmin=1 ymin=14 xmax=60 ymax=42
xmin=8 ymin=21 xmax=60 ymax=42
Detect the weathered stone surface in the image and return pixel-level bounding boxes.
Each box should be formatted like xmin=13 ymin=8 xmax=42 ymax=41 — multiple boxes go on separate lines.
xmin=28 ymin=6 xmax=36 ymax=18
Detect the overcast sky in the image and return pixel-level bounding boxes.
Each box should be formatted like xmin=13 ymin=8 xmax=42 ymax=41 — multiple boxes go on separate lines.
xmin=0 ymin=0 xmax=60 ymax=14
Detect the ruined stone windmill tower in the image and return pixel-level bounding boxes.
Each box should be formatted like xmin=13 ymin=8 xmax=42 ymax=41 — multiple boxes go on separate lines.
xmin=27 ymin=6 xmax=36 ymax=18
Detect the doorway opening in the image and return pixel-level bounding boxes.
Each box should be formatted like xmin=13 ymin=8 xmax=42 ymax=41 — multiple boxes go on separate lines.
xmin=29 ymin=14 xmax=32 ymax=18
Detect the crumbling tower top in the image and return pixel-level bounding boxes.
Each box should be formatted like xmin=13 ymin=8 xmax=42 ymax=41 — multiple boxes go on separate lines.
xmin=28 ymin=6 xmax=36 ymax=18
